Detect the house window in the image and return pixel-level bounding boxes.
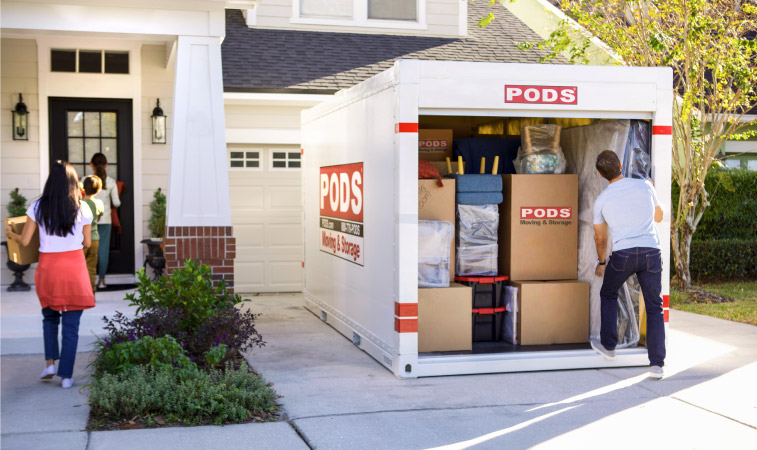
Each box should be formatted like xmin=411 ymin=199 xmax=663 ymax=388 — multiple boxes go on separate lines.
xmin=748 ymin=160 xmax=757 ymax=171
xmin=51 ymin=49 xmax=129 ymax=74
xmin=294 ymin=0 xmax=423 ymax=26
xmin=724 ymin=159 xmax=741 ymax=169
xmin=229 ymin=149 xmax=263 ymax=170
xmin=368 ymin=0 xmax=417 ymax=21
xmin=271 ymin=150 xmax=302 ymax=170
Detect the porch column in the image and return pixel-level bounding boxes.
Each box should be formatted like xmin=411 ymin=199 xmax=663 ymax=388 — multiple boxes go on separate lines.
xmin=163 ymin=35 xmax=235 ymax=291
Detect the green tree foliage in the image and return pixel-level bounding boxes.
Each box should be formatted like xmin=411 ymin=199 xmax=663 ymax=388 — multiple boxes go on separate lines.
xmin=507 ymin=0 xmax=757 ymax=289
xmin=148 ymin=187 xmax=166 ymax=238
xmin=7 ymin=188 xmax=27 ymax=217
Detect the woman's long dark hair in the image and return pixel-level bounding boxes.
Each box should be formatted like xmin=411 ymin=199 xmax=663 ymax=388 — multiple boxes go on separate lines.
xmin=90 ymin=152 xmax=108 ymax=189
xmin=35 ymin=161 xmax=81 ymax=237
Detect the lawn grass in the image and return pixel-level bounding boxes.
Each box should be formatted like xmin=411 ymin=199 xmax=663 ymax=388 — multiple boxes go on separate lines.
xmin=671 ymin=280 xmax=757 ymax=326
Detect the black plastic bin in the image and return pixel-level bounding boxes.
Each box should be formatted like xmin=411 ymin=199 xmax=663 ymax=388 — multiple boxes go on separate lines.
xmin=472 ymin=307 xmax=505 ymax=342
xmin=455 ymin=275 xmax=508 ymax=309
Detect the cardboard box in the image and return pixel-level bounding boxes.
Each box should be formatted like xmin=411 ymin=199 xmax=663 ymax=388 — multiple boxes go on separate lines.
xmin=418 ymin=179 xmax=456 ymax=280
xmin=3 ymin=216 xmax=40 ymax=265
xmin=498 ymin=174 xmax=578 ymax=281
xmin=418 ymin=283 xmax=473 ymax=352
xmin=511 ymin=280 xmax=589 ymax=345
xmin=419 ymin=129 xmax=454 ymax=161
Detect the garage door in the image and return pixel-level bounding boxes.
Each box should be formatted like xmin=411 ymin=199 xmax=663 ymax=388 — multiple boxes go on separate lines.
xmin=228 ymin=145 xmax=303 ymax=293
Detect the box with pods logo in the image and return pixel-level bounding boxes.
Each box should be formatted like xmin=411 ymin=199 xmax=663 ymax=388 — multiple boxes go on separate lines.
xmin=498 ymin=175 xmax=578 ymax=281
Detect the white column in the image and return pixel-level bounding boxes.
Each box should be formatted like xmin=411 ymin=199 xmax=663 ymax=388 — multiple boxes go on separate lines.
xmin=167 ymin=35 xmax=231 ymax=227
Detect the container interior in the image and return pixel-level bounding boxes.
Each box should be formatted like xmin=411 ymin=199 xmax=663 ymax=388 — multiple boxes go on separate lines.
xmin=417 ymin=114 xmax=652 ymax=357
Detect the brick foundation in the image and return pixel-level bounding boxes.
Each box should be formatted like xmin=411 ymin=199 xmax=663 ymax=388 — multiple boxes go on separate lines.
xmin=163 ymin=226 xmax=236 ymax=291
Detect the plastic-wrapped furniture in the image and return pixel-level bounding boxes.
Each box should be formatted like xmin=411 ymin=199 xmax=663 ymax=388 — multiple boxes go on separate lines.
xmin=418 ymin=220 xmax=453 ymax=288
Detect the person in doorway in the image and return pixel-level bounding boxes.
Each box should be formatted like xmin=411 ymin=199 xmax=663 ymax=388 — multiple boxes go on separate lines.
xmin=591 ymin=150 xmax=666 ymax=379
xmin=4 ymin=161 xmax=95 ymax=389
xmin=81 ymin=175 xmax=104 ymax=292
xmin=90 ymin=153 xmax=121 ymax=289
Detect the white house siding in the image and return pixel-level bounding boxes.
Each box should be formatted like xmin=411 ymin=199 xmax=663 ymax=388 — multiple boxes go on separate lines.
xmin=1 ymin=38 xmax=39 ymax=285
xmin=140 ymin=44 xmax=174 ymax=241
xmin=253 ymin=0 xmax=463 ymax=37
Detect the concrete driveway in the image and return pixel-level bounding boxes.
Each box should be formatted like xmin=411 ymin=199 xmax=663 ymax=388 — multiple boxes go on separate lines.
xmin=1 ymin=290 xmax=756 ymax=449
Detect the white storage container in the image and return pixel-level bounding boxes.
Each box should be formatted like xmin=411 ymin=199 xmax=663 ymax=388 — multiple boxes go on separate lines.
xmin=301 ymin=60 xmax=672 ymax=378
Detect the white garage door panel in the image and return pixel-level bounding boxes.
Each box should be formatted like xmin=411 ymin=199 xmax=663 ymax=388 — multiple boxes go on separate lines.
xmin=229 ymin=145 xmax=303 ymax=293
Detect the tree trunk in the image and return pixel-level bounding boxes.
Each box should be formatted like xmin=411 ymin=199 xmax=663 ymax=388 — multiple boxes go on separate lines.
xmin=673 ymin=225 xmax=693 ymax=291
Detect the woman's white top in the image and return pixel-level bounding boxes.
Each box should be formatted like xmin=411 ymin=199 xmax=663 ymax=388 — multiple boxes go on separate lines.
xmin=26 ymin=201 xmax=93 ymax=253
xmin=93 ymin=176 xmax=121 ymax=225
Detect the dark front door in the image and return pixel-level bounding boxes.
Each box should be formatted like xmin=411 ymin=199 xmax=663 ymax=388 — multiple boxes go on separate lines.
xmin=49 ymin=98 xmax=134 ymax=274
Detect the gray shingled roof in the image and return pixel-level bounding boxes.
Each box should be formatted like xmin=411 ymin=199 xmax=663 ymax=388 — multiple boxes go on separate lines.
xmin=222 ymin=3 xmax=561 ymax=93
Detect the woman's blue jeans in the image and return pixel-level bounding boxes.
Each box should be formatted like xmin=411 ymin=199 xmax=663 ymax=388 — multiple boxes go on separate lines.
xmin=599 ymin=247 xmax=666 ymax=367
xmin=42 ymin=308 xmax=83 ymax=379
xmin=97 ymin=224 xmax=112 ymax=279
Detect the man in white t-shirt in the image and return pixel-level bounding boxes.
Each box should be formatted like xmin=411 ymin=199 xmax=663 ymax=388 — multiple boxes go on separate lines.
xmin=591 ymin=150 xmax=666 ymax=379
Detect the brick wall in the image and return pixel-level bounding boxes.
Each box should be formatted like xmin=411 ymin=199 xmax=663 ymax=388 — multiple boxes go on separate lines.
xmin=163 ymin=226 xmax=236 ymax=291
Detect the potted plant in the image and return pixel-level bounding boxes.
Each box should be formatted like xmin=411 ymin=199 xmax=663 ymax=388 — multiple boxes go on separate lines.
xmin=141 ymin=188 xmax=166 ymax=279
xmin=2 ymin=188 xmax=32 ymax=291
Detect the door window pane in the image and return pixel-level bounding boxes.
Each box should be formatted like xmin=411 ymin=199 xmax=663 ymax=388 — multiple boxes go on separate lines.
xmin=84 ymin=112 xmax=101 ymax=137
xmin=106 ymin=165 xmax=118 ymax=180
xmin=67 ymin=112 xmax=84 ymax=137
xmin=68 ymin=139 xmax=84 ymax=163
xmin=300 ymin=0 xmax=352 ymax=18
xmin=51 ymin=50 xmax=76 ymax=72
xmin=101 ymin=139 xmax=117 ymax=159
xmin=85 ymin=138 xmax=101 ymax=160
xmin=79 ymin=51 xmax=102 ymax=73
xmin=104 ymin=52 xmax=129 ymax=74
xmin=368 ymin=0 xmax=417 ymax=20
xmin=74 ymin=164 xmax=85 ymax=180
xmin=101 ymin=113 xmax=117 ymax=137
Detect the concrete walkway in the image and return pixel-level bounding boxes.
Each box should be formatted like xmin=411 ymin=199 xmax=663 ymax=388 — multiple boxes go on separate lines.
xmin=2 ymin=290 xmax=756 ymax=449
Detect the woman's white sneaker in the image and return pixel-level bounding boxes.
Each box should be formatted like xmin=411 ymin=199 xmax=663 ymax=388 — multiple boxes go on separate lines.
xmin=61 ymin=378 xmax=74 ymax=389
xmin=40 ymin=364 xmax=56 ymax=380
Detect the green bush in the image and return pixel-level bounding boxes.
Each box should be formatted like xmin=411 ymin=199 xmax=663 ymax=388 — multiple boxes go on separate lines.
xmin=688 ymin=239 xmax=757 ymax=281
xmin=672 ymin=168 xmax=757 ymax=241
xmin=88 ymin=363 xmax=278 ymax=426
xmin=125 ymin=259 xmax=247 ymax=330
xmin=7 ymin=188 xmax=27 ymax=217
xmin=93 ymin=335 xmax=198 ymax=380
xmin=147 ymin=188 xmax=166 ymax=238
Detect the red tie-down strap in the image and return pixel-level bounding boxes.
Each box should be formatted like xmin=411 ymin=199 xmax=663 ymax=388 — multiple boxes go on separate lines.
xmin=472 ymin=307 xmax=506 ymax=315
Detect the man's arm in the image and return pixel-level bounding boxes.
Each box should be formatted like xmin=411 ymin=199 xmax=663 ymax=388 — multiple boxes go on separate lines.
xmin=594 ymin=222 xmax=608 ymax=277
xmin=654 ymin=205 xmax=664 ymax=223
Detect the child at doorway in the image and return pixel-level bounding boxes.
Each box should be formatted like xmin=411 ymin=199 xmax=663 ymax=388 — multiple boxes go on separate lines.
xmin=81 ymin=176 xmax=104 ymax=292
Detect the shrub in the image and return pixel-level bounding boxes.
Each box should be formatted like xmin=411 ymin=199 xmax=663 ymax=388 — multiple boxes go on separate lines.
xmin=672 ymin=168 xmax=757 ymax=241
xmin=88 ymin=363 xmax=278 ymax=426
xmin=688 ymin=239 xmax=757 ymax=282
xmin=147 ymin=188 xmax=166 ymax=238
xmin=92 ymin=335 xmax=198 ymax=379
xmin=7 ymin=188 xmax=27 ymax=217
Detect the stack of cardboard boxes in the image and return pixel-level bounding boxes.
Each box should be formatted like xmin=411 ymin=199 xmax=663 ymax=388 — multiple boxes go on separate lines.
xmin=499 ymin=175 xmax=590 ymax=345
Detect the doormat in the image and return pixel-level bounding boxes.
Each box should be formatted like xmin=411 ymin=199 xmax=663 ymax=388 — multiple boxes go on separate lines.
xmin=97 ymin=284 xmax=137 ymax=292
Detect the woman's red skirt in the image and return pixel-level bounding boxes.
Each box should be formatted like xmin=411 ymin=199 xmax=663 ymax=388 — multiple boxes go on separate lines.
xmin=35 ymin=250 xmax=95 ymax=312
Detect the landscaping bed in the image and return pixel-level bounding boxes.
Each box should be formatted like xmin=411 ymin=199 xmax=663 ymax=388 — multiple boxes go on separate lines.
xmin=86 ymin=260 xmax=280 ymax=430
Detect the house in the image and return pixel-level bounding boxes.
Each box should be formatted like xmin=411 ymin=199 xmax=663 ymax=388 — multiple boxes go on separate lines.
xmin=1 ymin=0 xmax=556 ymax=292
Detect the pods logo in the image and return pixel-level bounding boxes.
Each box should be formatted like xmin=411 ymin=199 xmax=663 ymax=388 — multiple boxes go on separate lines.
xmin=505 ymin=85 xmax=577 ymax=105
xmin=521 ymin=207 xmax=572 ymax=219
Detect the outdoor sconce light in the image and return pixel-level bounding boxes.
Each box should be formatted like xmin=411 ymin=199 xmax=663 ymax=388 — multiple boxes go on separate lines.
xmin=12 ymin=94 xmax=28 ymax=141
xmin=151 ymin=98 xmax=167 ymax=144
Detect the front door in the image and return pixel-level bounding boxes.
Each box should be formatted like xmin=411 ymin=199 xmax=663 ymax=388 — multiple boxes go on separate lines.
xmin=49 ymin=98 xmax=134 ymax=274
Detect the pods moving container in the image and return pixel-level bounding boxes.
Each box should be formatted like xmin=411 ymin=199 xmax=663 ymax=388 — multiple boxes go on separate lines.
xmin=301 ymin=60 xmax=672 ymax=379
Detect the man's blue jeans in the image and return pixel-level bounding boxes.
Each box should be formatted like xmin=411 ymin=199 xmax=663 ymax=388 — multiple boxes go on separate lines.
xmin=600 ymin=247 xmax=666 ymax=367
xmin=42 ymin=308 xmax=83 ymax=379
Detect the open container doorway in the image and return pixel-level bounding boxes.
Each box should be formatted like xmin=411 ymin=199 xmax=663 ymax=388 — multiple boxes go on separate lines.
xmin=301 ymin=60 xmax=673 ymax=378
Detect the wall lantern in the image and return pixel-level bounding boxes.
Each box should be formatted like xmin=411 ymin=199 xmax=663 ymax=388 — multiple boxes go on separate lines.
xmin=12 ymin=94 xmax=29 ymax=141
xmin=151 ymin=98 xmax=167 ymax=144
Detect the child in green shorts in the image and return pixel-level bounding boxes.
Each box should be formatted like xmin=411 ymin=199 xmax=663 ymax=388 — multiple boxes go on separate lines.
xmin=81 ymin=176 xmax=104 ymax=292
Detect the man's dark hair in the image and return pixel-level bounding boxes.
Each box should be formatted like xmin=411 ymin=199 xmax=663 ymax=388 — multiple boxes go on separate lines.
xmin=596 ymin=150 xmax=622 ymax=180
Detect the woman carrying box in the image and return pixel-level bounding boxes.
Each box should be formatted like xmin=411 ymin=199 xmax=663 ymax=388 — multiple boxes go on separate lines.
xmin=4 ymin=161 xmax=95 ymax=389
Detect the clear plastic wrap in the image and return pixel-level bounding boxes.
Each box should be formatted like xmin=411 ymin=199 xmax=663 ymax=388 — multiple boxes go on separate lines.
xmin=456 ymin=204 xmax=499 ymax=246
xmin=456 ymin=244 xmax=498 ymax=276
xmin=418 ymin=220 xmax=453 ymax=288
xmin=503 ymin=285 xmax=519 ymax=345
xmin=622 ymin=120 xmax=652 ymax=180
xmin=515 ymin=124 xmax=567 ymax=174
xmin=561 ymin=120 xmax=640 ymax=348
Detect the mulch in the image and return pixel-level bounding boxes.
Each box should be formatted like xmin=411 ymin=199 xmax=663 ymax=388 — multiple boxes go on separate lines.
xmin=687 ymin=287 xmax=736 ymax=304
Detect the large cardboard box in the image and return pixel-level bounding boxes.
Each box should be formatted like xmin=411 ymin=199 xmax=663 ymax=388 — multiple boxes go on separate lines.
xmin=3 ymin=216 xmax=40 ymax=265
xmin=418 ymin=179 xmax=455 ymax=280
xmin=419 ymin=129 xmax=454 ymax=161
xmin=418 ymin=283 xmax=473 ymax=352
xmin=511 ymin=280 xmax=589 ymax=345
xmin=499 ymin=174 xmax=578 ymax=281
